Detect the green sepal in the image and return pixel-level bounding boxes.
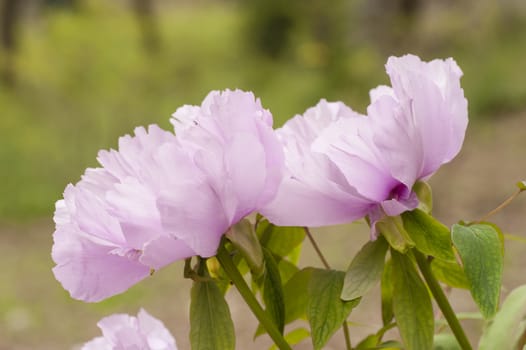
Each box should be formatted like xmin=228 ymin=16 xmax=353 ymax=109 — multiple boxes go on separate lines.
xmin=226 ymin=219 xmax=264 ymax=277
xmin=413 ymin=181 xmax=433 ymax=213
xmin=402 ymin=209 xmax=455 ymax=261
xmin=377 ymin=215 xmax=415 ymax=253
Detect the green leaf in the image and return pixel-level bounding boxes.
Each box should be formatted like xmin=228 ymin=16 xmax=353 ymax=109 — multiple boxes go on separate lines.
xmin=269 ymin=328 xmax=310 ymax=350
xmin=482 ymin=222 xmax=505 ymax=255
xmin=226 ymin=219 xmax=264 ymax=276
xmin=358 ymin=340 xmax=404 ymax=349
xmin=451 ymin=224 xmax=503 ymax=318
xmin=430 ymin=258 xmax=470 ymax=289
xmin=433 ymin=333 xmax=461 ymax=350
xmin=479 ymin=284 xmax=526 ymax=350
xmin=402 ymin=209 xmax=455 ymax=261
xmin=255 ymin=267 xmax=313 ymax=338
xmin=284 ymin=268 xmax=313 ymax=324
xmin=381 ymin=259 xmax=394 ymax=325
xmin=355 ymin=322 xmax=397 ymax=349
xmin=391 ymin=250 xmax=434 ymax=350
xmin=287 ymin=243 xmax=303 ymax=265
xmin=260 ymin=248 xmax=285 ymax=335
xmin=307 ymin=269 xmax=359 ymax=350
xmin=356 ymin=334 xmax=380 ymax=349
xmin=377 ymin=215 xmax=415 ymax=253
xmin=190 ymin=280 xmax=235 ymax=350
xmin=341 ymin=236 xmax=388 ymax=300
xmin=375 ymin=340 xmax=404 ymax=349
xmin=413 ymin=181 xmax=433 ymax=213
xmin=277 ymin=258 xmax=299 ymax=285
xmin=257 ymin=220 xmax=305 ymax=259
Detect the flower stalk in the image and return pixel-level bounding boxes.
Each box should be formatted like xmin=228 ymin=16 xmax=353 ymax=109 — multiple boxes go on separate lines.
xmin=216 ymin=241 xmax=292 ymax=350
xmin=414 ymin=250 xmax=473 ymax=350
xmin=475 ymin=188 xmax=523 ymax=223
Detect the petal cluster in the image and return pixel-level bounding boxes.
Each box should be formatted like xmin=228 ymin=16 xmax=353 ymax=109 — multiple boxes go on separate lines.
xmin=262 ymin=54 xmax=468 ymax=234
xmin=52 ymin=89 xmax=284 ymax=302
xmin=82 ymin=309 xmax=177 ymax=350
xmin=260 ymin=100 xmax=373 ymax=226
xmin=160 ymin=90 xmax=284 ymax=254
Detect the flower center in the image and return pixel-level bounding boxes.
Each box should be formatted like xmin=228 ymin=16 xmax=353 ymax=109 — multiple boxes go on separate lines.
xmin=389 ymin=183 xmax=410 ymax=201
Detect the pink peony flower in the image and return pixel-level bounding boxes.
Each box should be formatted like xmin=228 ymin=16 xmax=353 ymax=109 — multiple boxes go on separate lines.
xmin=82 ymin=309 xmax=177 ymax=350
xmin=260 ymin=99 xmax=373 ymax=226
xmin=262 ymin=55 xmax=468 ymax=235
xmin=157 ymin=89 xmax=284 ymax=255
xmin=52 ymin=89 xmax=284 ymax=302
xmin=52 ymin=125 xmax=196 ymax=302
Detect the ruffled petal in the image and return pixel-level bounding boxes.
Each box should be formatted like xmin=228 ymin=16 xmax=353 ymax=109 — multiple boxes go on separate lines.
xmin=383 ymin=54 xmax=468 ymax=181
xmin=83 ymin=310 xmax=177 ymax=350
xmin=140 ymin=235 xmax=196 ymax=270
xmin=166 ymin=89 xmax=284 ymax=229
xmin=52 ymin=226 xmax=150 ymax=302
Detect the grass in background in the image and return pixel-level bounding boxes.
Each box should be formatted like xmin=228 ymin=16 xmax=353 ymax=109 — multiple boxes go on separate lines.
xmin=1 ymin=0 xmax=526 ymax=220
xmin=0 ymin=1 xmax=380 ymax=219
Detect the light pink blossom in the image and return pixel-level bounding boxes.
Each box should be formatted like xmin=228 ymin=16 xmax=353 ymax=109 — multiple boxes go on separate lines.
xmin=260 ymin=99 xmax=373 ymax=226
xmin=52 ymin=126 xmax=196 ymax=302
xmin=157 ymin=89 xmax=284 ymax=254
xmin=52 ymin=90 xmax=284 ymax=302
xmin=263 ymin=55 xmax=468 ymax=235
xmin=82 ymin=309 xmax=177 ymax=350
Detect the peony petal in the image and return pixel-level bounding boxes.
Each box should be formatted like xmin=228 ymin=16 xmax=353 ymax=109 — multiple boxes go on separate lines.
xmin=138 ymin=309 xmax=178 ymax=350
xmin=140 ymin=235 xmax=195 ymax=270
xmin=383 ymin=55 xmax=468 ymax=180
xmin=262 ymin=177 xmax=371 ymax=227
xmin=223 ymin=132 xmax=268 ymax=223
xmin=157 ymin=182 xmax=227 ymax=258
xmin=314 ymin=116 xmax=397 ymax=202
xmin=83 ymin=310 xmax=177 ymax=350
xmin=81 ymin=336 xmax=112 ymax=350
xmin=52 ymin=227 xmax=150 ymax=302
xmin=262 ymin=99 xmax=376 ymax=226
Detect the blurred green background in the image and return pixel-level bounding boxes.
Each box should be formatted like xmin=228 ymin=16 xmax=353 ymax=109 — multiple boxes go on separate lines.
xmin=1 ymin=0 xmax=526 ymax=349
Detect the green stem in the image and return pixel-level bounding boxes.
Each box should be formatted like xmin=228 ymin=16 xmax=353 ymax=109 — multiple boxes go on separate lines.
xmin=475 ymin=188 xmax=522 ymax=223
xmin=304 ymin=227 xmax=331 ymax=269
xmin=216 ymin=243 xmax=292 ymax=350
xmin=414 ymin=250 xmax=473 ymax=350
xmin=342 ymin=321 xmax=352 ymax=350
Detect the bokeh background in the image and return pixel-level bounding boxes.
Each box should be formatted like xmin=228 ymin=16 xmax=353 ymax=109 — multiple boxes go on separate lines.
xmin=1 ymin=0 xmax=526 ymax=349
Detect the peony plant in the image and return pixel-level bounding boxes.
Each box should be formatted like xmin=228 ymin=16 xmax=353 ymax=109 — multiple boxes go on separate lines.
xmin=52 ymin=55 xmax=526 ymax=350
